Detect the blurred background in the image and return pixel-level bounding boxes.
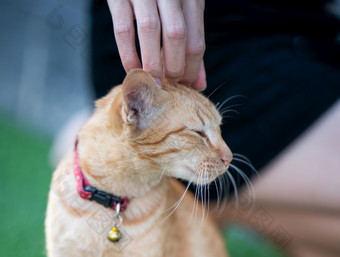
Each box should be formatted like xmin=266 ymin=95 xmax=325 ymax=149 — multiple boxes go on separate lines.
xmin=0 ymin=1 xmax=92 ymax=256
xmin=0 ymin=0 xmax=339 ymax=257
xmin=0 ymin=0 xmax=93 ymax=136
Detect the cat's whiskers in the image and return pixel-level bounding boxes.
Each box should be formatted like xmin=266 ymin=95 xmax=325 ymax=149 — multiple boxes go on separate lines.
xmin=205 ymin=173 xmax=213 ymax=225
xmin=203 ymin=154 xmax=257 ymax=217
xmin=229 ymin=163 xmax=256 ymax=208
xmin=201 ymin=164 xmax=206 ymax=224
xmin=158 ymin=166 xmax=167 ymax=183
xmin=162 ymin=171 xmax=197 ymax=222
xmin=212 ymin=172 xmax=221 ymax=212
xmin=199 ymin=182 xmax=205 ymax=227
xmin=220 ymin=108 xmax=240 ymax=118
xmin=206 ymin=179 xmax=211 ymax=219
xmin=190 ymin=185 xmax=196 ymax=223
xmin=225 ymin=171 xmax=239 ymax=209
xmin=231 ymin=153 xmax=257 ymax=202
xmin=203 ymin=184 xmax=210 ymax=226
xmin=194 ymin=162 xmax=226 ymax=227
xmin=230 ymin=163 xmax=255 ymax=194
xmin=190 ymin=176 xmax=201 ymax=224
xmin=233 ymin=153 xmax=252 ymax=163
xmin=200 ymin=166 xmax=210 ymax=227
xmin=217 ymin=171 xmax=229 ymax=215
xmin=232 ymin=153 xmax=259 ymax=176
xmin=219 ymin=105 xmax=243 ymax=122
xmin=216 ymin=95 xmax=246 ymax=111
xmin=183 ymin=156 xmax=256 ymax=219
xmin=210 ymin=163 xmax=222 ymax=212
xmin=195 ymin=184 xmax=201 ymax=223
xmin=208 ymin=79 xmax=230 ymax=99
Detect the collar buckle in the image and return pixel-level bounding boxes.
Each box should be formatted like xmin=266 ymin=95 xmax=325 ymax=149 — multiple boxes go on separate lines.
xmin=84 ymin=185 xmax=124 ymax=208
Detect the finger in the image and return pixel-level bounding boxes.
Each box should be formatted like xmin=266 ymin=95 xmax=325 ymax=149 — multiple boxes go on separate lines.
xmin=191 ymin=60 xmax=207 ymax=91
xmin=157 ymin=0 xmax=186 ymax=81
xmin=108 ymin=0 xmax=141 ymax=72
xmin=133 ymin=0 xmax=162 ymax=80
xmin=181 ymin=0 xmax=205 ymax=85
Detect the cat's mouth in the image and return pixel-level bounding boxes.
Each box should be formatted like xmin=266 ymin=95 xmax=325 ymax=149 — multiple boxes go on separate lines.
xmin=181 ymin=165 xmax=223 ymax=185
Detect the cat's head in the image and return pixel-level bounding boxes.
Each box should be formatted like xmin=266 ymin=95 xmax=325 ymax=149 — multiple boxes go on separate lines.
xmin=80 ymin=69 xmax=232 ymax=190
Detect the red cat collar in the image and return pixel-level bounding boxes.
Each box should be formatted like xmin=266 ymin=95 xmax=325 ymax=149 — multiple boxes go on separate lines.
xmin=73 ymin=137 xmax=130 ymax=211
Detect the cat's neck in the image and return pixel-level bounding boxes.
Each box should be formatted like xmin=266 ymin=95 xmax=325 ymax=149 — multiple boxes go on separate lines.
xmin=122 ymin=178 xmax=171 ymax=223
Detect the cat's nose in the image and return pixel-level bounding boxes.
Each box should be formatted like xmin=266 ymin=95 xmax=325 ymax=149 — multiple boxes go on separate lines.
xmin=216 ymin=141 xmax=233 ymax=165
xmin=221 ymin=154 xmax=233 ymax=166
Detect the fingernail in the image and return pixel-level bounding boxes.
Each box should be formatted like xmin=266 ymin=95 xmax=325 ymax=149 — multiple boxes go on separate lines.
xmin=154 ymin=77 xmax=162 ymax=86
xmin=192 ymin=79 xmax=207 ymax=92
xmin=199 ymin=80 xmax=207 ymax=91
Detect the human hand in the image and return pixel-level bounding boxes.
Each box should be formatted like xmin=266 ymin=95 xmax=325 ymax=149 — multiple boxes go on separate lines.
xmin=107 ymin=0 xmax=206 ymax=90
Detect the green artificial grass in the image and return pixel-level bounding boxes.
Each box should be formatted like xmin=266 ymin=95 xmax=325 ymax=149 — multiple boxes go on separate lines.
xmin=0 ymin=115 xmax=52 ymax=257
xmin=224 ymin=224 xmax=289 ymax=257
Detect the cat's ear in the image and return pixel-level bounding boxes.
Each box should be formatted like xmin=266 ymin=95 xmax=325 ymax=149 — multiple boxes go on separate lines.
xmin=121 ymin=69 xmax=166 ymax=128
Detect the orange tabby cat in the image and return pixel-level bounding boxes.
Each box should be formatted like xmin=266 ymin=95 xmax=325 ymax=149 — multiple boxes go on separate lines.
xmin=45 ymin=69 xmax=232 ymax=257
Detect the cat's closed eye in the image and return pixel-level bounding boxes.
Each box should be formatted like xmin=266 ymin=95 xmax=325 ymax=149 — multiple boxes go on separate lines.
xmin=193 ymin=130 xmax=208 ymax=139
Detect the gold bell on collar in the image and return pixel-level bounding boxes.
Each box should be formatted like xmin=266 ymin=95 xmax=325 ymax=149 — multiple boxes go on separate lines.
xmin=107 ymin=203 xmax=124 ymax=243
xmin=107 ymin=226 xmax=122 ymax=243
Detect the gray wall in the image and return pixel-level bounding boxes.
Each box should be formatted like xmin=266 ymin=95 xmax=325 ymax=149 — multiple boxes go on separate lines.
xmin=0 ymin=0 xmax=94 ymax=136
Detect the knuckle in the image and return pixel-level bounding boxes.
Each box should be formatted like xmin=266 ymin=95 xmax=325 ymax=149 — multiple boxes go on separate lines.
xmin=187 ymin=41 xmax=206 ymax=56
xmin=121 ymin=52 xmax=138 ymax=65
xmin=143 ymin=60 xmax=162 ymax=76
xmin=120 ymin=47 xmax=137 ymax=58
xmin=114 ymin=22 xmax=133 ymax=36
xmin=119 ymin=48 xmax=140 ymax=71
xmin=165 ymin=24 xmax=186 ymax=41
xmin=165 ymin=67 xmax=184 ymax=79
xmin=138 ymin=15 xmax=159 ymax=32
